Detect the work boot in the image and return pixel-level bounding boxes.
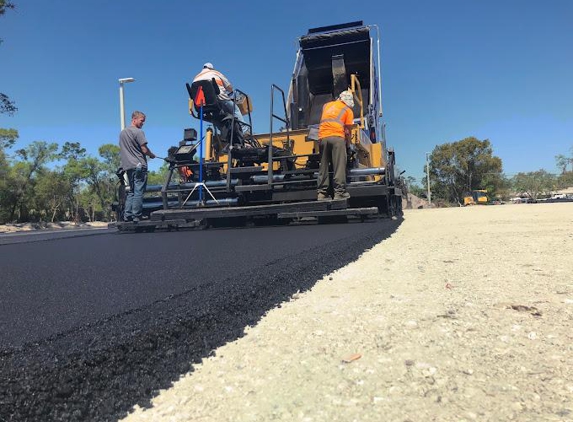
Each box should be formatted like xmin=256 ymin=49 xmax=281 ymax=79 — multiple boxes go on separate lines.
xmin=317 ymin=193 xmax=331 ymax=201
xmin=333 ymin=191 xmax=350 ymax=201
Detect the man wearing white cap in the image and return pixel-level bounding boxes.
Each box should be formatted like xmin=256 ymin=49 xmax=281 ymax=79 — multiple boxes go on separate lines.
xmin=193 ymin=63 xmax=245 ymax=129
xmin=316 ymin=90 xmax=355 ymax=201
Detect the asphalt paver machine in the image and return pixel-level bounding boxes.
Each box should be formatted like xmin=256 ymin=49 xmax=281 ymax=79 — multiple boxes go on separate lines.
xmin=115 ymin=21 xmax=402 ymax=231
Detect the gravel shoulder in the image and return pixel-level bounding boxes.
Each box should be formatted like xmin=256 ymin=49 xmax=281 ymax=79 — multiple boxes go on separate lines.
xmin=0 ymin=222 xmax=108 ymax=233
xmin=123 ymin=204 xmax=573 ymax=422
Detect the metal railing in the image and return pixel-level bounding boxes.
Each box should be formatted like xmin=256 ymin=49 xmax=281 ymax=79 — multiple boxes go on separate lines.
xmin=226 ymin=88 xmax=253 ymax=193
xmin=267 ymin=84 xmax=291 ymax=186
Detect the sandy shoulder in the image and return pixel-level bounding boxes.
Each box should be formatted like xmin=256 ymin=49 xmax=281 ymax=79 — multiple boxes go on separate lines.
xmin=123 ymin=204 xmax=573 ymax=422
xmin=0 ymin=222 xmax=108 ymax=233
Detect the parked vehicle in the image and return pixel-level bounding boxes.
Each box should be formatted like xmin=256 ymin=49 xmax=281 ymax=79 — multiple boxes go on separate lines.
xmin=463 ymin=190 xmax=488 ymax=206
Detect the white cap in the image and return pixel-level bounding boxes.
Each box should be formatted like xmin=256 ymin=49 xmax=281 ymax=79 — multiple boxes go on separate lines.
xmin=203 ymin=62 xmax=214 ymax=69
xmin=338 ymin=90 xmax=354 ymax=108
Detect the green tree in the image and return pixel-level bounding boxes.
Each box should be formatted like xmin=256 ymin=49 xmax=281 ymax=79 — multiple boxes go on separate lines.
xmin=98 ymin=143 xmax=120 ymax=172
xmin=555 ymin=154 xmax=570 ymax=174
xmin=1 ymin=136 xmax=124 ymax=223
xmin=0 ymin=0 xmax=14 ymax=15
xmin=0 ymin=128 xmax=17 ymax=182
xmin=57 ymin=143 xmax=123 ymax=222
xmin=148 ymin=161 xmax=170 ymax=185
xmin=34 ymin=169 xmax=72 ymax=222
xmin=0 ymin=1 xmax=17 ymax=115
xmin=60 ymin=141 xmax=87 ymax=160
xmin=427 ymin=137 xmax=503 ymax=205
xmin=489 ymin=173 xmax=513 ymax=201
xmin=82 ymin=156 xmax=114 ymax=220
xmin=557 ymin=171 xmax=573 ymax=190
xmin=7 ymin=141 xmax=58 ymax=221
xmin=93 ymin=144 xmax=123 ymax=220
xmin=59 ymin=141 xmax=88 ymax=222
xmin=0 ymin=128 xmax=18 ymax=149
xmin=512 ymin=170 xmax=556 ymax=200
xmin=404 ymin=175 xmax=426 ymax=198
xmin=554 ymin=146 xmax=573 ymax=190
xmin=0 ymin=94 xmax=16 ymax=116
xmin=0 ymin=129 xmax=17 ymax=221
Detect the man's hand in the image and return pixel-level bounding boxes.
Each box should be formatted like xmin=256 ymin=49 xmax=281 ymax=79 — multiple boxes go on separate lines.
xmin=344 ymin=126 xmax=352 ymax=144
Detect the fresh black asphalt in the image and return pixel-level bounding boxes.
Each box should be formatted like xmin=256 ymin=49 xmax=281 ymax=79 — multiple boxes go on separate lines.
xmin=0 ymin=219 xmax=401 ymax=421
xmin=0 ymin=227 xmax=113 ymax=246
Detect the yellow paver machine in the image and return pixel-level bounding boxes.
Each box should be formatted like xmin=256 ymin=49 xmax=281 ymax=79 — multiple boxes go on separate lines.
xmin=115 ymin=21 xmax=403 ymax=231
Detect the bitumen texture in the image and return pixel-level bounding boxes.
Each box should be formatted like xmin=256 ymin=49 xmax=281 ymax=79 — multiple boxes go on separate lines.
xmin=0 ymin=219 xmax=401 ymax=422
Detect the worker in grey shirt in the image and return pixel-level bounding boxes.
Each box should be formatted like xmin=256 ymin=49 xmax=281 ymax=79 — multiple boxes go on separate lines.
xmin=119 ymin=111 xmax=156 ymax=222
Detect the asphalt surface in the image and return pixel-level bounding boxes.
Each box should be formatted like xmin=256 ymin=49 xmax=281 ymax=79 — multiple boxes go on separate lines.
xmin=0 ymin=227 xmax=113 ymax=246
xmin=0 ymin=219 xmax=401 ymax=421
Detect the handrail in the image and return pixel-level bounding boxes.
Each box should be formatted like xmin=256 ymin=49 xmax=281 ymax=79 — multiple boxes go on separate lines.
xmin=222 ymin=88 xmax=252 ymax=193
xmin=268 ymin=84 xmax=291 ymax=185
xmin=350 ymin=74 xmax=365 ymax=129
xmin=371 ymin=24 xmax=383 ymax=118
xmin=233 ymin=88 xmax=253 ymax=134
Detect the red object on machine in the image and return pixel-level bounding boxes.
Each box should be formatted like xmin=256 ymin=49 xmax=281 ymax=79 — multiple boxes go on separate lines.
xmin=194 ymin=86 xmax=206 ymax=107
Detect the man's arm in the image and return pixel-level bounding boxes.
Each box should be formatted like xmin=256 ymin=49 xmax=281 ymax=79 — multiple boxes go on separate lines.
xmin=137 ymin=131 xmax=156 ymax=159
xmin=343 ymin=110 xmax=354 ymax=143
xmin=220 ymin=74 xmax=233 ymax=93
xmin=141 ymin=144 xmax=156 ymax=159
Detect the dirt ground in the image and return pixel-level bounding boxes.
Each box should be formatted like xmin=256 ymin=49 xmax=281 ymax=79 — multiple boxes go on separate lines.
xmin=120 ymin=203 xmax=573 ymax=422
xmin=404 ymin=192 xmax=430 ymax=210
xmin=0 ymin=221 xmax=108 ymax=233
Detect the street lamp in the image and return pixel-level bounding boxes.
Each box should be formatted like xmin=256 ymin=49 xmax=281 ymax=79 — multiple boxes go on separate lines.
xmin=426 ymin=152 xmax=432 ymax=206
xmin=118 ymin=77 xmax=135 ymax=130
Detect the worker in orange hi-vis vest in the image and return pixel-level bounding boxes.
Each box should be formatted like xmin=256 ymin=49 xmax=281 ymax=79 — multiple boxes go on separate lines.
xmin=193 ymin=62 xmax=246 ymax=131
xmin=316 ymin=90 xmax=355 ymax=201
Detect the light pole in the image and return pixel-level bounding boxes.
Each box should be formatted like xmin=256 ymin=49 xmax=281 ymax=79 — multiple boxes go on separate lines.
xmin=426 ymin=152 xmax=432 ymax=206
xmin=118 ymin=77 xmax=135 ymax=130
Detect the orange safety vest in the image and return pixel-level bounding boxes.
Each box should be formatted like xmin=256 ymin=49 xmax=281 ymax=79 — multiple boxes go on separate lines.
xmin=318 ymin=100 xmax=354 ymax=139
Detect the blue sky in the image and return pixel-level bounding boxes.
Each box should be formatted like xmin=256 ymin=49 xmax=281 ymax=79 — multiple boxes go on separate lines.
xmin=1 ymin=0 xmax=572 ymax=183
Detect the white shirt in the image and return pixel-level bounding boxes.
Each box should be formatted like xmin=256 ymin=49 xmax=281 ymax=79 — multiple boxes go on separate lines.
xmin=193 ymin=68 xmax=233 ymax=102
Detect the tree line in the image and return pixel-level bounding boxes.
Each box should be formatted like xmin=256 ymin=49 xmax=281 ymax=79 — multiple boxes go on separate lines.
xmin=4 ymin=131 xmax=571 ymax=224
xmin=2 ymin=133 xmax=571 ymax=223
xmin=404 ymin=137 xmax=573 ymax=205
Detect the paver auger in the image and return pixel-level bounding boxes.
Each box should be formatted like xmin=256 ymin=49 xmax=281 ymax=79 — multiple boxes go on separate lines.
xmin=114 ymin=21 xmax=402 ymax=232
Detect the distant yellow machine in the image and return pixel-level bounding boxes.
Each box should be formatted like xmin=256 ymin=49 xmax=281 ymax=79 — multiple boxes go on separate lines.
xmin=464 ymin=190 xmax=488 ymax=206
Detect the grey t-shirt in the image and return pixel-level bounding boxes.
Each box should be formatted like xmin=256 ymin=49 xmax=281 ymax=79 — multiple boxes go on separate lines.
xmin=119 ymin=126 xmax=148 ymax=170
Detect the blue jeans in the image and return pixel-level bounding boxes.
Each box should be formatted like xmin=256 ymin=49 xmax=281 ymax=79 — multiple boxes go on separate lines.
xmin=124 ymin=167 xmax=148 ymax=220
xmin=220 ymin=99 xmax=247 ymax=130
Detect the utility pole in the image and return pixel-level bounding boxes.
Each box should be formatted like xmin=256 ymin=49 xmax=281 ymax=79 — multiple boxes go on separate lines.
xmin=118 ymin=78 xmax=135 ymax=189
xmin=426 ymin=152 xmax=432 ymax=206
